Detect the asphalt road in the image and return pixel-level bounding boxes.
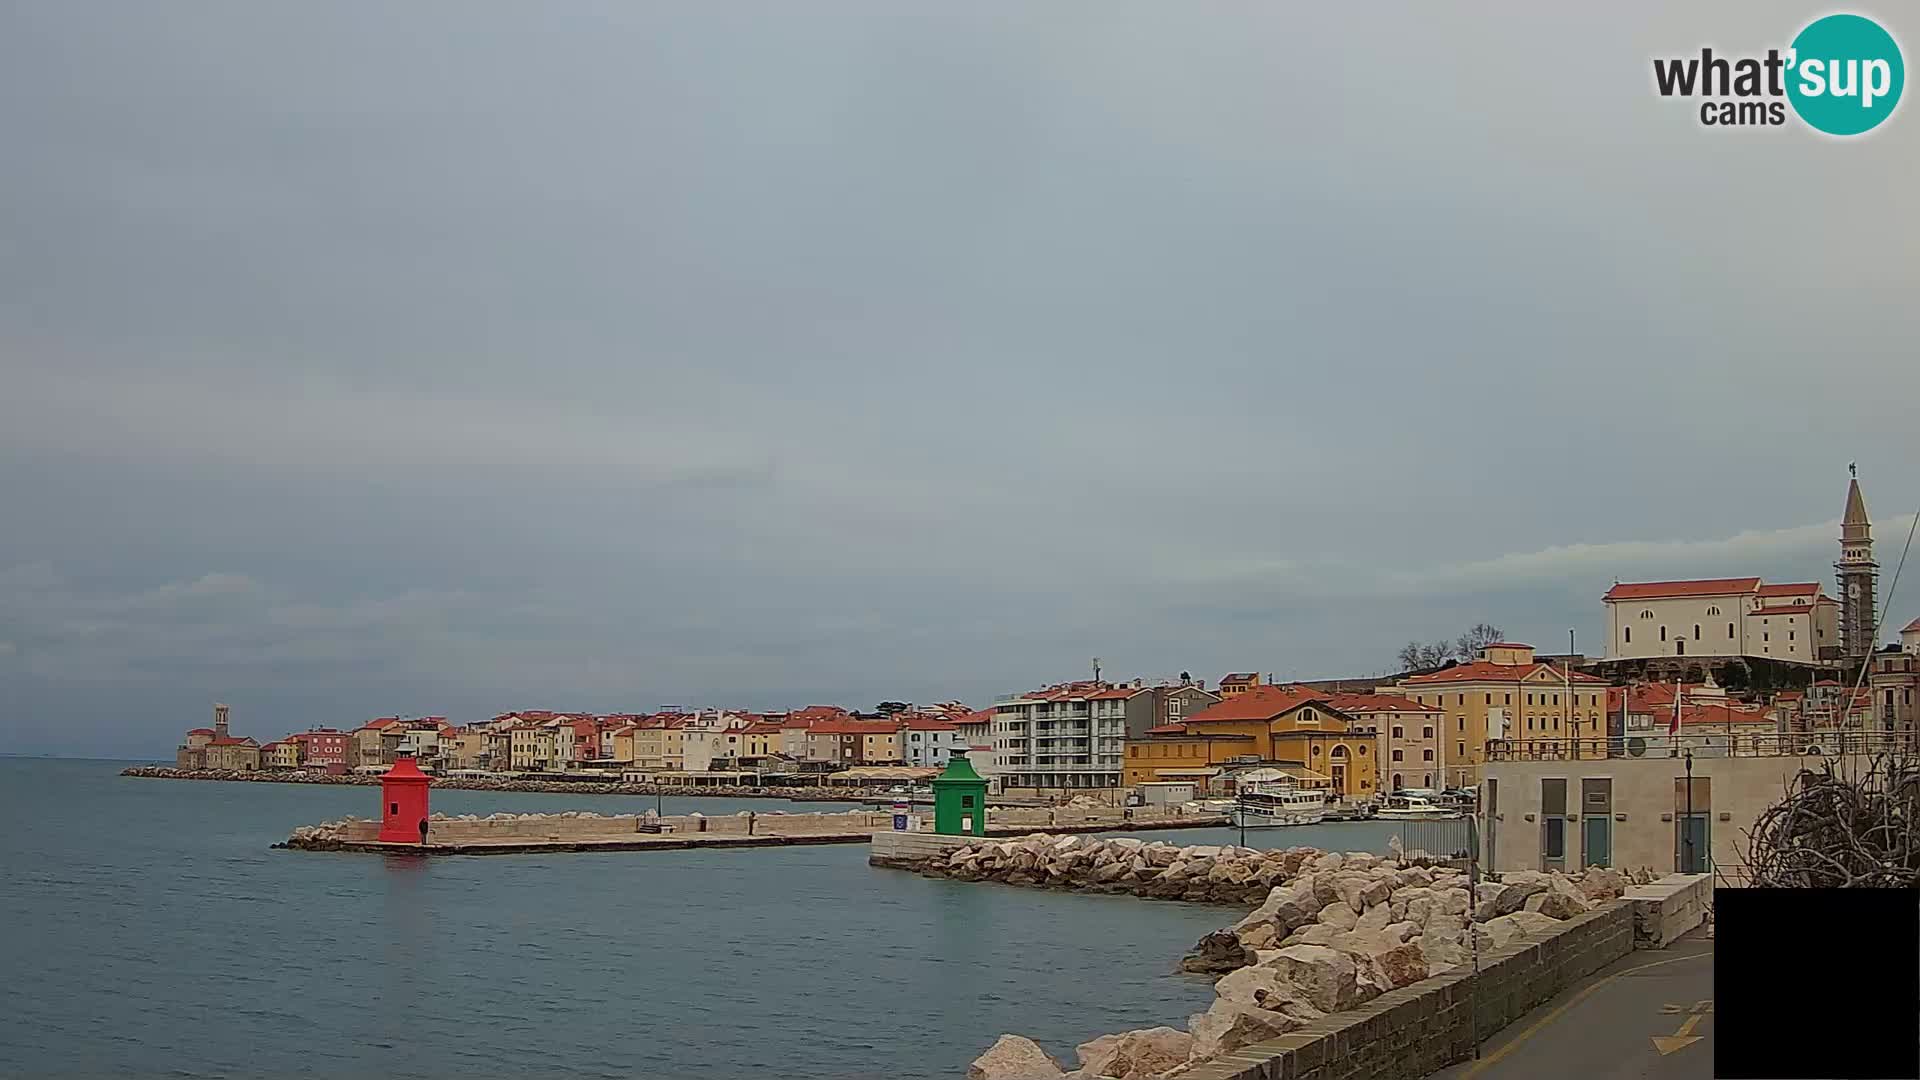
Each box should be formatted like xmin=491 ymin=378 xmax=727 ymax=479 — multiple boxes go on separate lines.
xmin=1431 ymin=931 xmax=1715 ymax=1080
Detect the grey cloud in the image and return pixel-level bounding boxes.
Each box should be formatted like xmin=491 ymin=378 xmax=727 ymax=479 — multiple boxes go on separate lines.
xmin=1 ymin=2 xmax=1915 ymax=755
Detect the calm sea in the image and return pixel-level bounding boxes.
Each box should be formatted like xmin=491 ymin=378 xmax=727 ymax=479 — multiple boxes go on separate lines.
xmin=0 ymin=758 xmax=1404 ymax=1079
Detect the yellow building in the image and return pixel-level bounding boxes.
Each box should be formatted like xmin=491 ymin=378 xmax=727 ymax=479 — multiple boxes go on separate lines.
xmin=260 ymin=741 xmax=301 ymax=770
xmin=741 ymin=723 xmax=781 ymax=758
xmin=1125 ymin=686 xmax=1378 ymax=799
xmin=1392 ymin=643 xmax=1611 ymax=778
xmin=630 ymin=721 xmax=688 ymax=771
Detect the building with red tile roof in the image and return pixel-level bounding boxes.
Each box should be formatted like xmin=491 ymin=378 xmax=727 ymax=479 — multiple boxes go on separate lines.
xmin=1391 ymin=643 xmax=1613 ymax=782
xmin=1602 ymin=576 xmax=1838 ymax=667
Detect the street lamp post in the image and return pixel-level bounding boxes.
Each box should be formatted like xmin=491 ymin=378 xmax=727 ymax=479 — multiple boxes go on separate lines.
xmin=1682 ymin=748 xmax=1696 ymax=873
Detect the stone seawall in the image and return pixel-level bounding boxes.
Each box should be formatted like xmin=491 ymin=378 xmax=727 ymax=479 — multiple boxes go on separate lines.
xmin=1178 ymin=903 xmax=1636 ymax=1080
xmin=944 ymin=838 xmax=1670 ymax=1080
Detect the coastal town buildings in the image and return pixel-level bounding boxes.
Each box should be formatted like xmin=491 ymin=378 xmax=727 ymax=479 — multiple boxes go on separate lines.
xmin=1392 ymin=643 xmax=1611 ymax=780
xmin=989 ymin=678 xmax=1220 ymax=795
xmin=175 ymin=704 xmax=264 ymax=771
xmin=289 ymin=729 xmax=349 ymax=769
xmin=1217 ymin=672 xmax=1262 ymax=699
xmin=1322 ymin=692 xmax=1449 ymax=791
xmin=1870 ymin=646 xmax=1919 ymax=738
xmin=901 ymin=715 xmax=965 ymax=768
xmin=1123 ymin=684 xmax=1378 ymax=799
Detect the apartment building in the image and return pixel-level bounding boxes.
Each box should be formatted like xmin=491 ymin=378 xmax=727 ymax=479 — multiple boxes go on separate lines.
xmin=990 ymin=679 xmax=1219 ymax=794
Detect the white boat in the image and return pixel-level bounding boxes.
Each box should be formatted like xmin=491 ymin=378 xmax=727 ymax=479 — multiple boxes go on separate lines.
xmin=1375 ymin=793 xmax=1458 ymax=820
xmin=1228 ymin=783 xmax=1328 ymax=828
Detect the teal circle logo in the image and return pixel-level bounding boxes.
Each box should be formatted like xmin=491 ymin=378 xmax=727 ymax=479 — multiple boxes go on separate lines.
xmin=1786 ymin=14 xmax=1904 ymax=135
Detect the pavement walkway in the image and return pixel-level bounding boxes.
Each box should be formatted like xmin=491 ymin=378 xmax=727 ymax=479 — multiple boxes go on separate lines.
xmin=1430 ymin=930 xmax=1714 ymax=1080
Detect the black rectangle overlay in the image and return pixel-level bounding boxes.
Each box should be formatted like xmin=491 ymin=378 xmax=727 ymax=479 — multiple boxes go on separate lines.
xmin=1717 ymin=888 xmax=1919 ymax=1079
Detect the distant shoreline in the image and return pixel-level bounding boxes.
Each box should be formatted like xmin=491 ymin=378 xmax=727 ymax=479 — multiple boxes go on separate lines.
xmin=119 ymin=765 xmax=887 ymax=802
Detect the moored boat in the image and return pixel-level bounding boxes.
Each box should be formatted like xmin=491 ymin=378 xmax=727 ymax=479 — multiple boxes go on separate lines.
xmin=1228 ymin=782 xmax=1328 ymax=827
xmin=1375 ymin=793 xmax=1459 ymax=819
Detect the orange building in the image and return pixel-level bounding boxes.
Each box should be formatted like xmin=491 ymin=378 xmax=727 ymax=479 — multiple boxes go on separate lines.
xmin=1124 ymin=685 xmax=1378 ymax=799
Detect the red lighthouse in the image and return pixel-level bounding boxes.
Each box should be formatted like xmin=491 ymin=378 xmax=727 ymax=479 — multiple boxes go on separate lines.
xmin=376 ymin=755 xmax=432 ymax=844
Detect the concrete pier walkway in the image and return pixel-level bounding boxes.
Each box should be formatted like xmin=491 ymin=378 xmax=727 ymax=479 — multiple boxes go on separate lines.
xmin=1430 ymin=931 xmax=1714 ymax=1080
xmin=280 ymin=814 xmax=1229 ymax=855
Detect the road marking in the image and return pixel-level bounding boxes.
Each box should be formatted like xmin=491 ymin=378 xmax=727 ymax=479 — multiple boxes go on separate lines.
xmin=1451 ymin=949 xmax=1712 ymax=1079
xmin=1653 ymin=1013 xmax=1705 ymax=1055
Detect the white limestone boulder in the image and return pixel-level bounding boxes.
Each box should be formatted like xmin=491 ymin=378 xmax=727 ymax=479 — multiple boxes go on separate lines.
xmin=1075 ymin=1027 xmax=1192 ymax=1080
xmin=968 ymin=1035 xmax=1064 ymax=1080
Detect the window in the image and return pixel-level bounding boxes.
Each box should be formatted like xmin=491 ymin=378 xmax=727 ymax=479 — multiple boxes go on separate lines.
xmin=1706 ymin=605 xmax=1721 ymax=616
xmin=1485 ymin=694 xmax=1492 ymax=705
xmin=1625 ymin=627 xmax=1632 ymax=643
xmin=1392 ymin=749 xmax=1403 ymax=762
xmin=1789 ymin=630 xmax=1795 ymax=641
xmin=1423 ymin=749 xmax=1434 ymax=761
xmin=1457 ymin=741 xmax=1466 ymax=758
xmin=1763 ymin=632 xmax=1769 ymax=642
xmin=1729 ymin=622 xmax=1736 ymax=638
xmin=1505 ymin=694 xmax=1512 ymax=705
xmin=1458 ymin=717 xmax=1464 ymax=731
xmin=1357 ymin=744 xmax=1367 ymax=756
xmin=1391 ymin=725 xmax=1404 ymax=738
xmin=1660 ymin=626 xmax=1668 ymax=641
xmin=1640 ymin=609 xmax=1654 ymax=619
xmin=1693 ymin=624 xmax=1701 ymax=640
xmin=1423 ymin=726 xmax=1434 ymax=739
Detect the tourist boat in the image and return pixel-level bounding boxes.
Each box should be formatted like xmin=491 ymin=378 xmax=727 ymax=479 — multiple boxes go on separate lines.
xmin=1228 ymin=783 xmax=1328 ymax=828
xmin=1374 ymin=793 xmax=1459 ymax=820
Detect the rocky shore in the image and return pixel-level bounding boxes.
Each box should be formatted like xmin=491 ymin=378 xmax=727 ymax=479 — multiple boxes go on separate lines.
xmin=950 ymin=838 xmax=1652 ymax=1079
xmin=120 ymin=765 xmax=886 ymax=802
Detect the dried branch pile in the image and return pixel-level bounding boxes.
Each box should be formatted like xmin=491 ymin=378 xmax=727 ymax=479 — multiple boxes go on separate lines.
xmin=1744 ymin=756 xmax=1920 ymax=888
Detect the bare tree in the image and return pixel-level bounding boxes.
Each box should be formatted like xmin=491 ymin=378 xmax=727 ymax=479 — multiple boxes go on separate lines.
xmin=1455 ymin=623 xmax=1505 ymax=661
xmin=1396 ymin=640 xmax=1455 ymax=672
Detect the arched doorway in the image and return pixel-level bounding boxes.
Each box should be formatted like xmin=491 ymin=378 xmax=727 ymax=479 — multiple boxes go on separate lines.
xmin=1329 ymin=743 xmax=1349 ymax=796
xmin=1392 ymin=773 xmax=1403 ymax=790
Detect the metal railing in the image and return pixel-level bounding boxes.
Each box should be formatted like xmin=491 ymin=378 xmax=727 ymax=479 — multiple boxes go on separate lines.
xmin=1393 ymin=817 xmax=1476 ymax=865
xmin=1484 ymin=731 xmax=1917 ymax=762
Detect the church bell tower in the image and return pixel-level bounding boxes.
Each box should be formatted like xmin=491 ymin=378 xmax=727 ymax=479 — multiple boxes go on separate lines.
xmin=1836 ymin=465 xmax=1878 ymax=663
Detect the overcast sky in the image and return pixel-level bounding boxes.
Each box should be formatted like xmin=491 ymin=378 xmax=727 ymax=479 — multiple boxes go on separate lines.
xmin=2 ymin=3 xmax=1915 ymax=757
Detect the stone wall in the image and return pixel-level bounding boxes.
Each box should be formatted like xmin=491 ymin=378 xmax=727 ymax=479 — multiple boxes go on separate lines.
xmin=1622 ymin=873 xmax=1711 ymax=948
xmin=1177 ymin=904 xmax=1635 ymax=1080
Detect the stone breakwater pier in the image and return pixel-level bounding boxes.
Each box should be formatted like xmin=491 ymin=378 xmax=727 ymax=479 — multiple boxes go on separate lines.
xmin=278 ymin=808 xmax=1228 ymax=855
xmin=869 ymin=833 xmax=1710 ymax=1080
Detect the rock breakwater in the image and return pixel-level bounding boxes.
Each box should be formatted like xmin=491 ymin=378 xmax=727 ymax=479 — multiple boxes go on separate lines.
xmin=954 ymin=838 xmax=1655 ymax=1079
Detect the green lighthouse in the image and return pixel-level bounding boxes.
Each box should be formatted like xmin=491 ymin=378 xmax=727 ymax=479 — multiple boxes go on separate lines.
xmin=931 ymin=751 xmax=989 ymax=836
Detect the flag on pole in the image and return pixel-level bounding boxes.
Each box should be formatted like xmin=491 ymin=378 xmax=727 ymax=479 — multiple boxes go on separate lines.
xmin=1668 ymin=682 xmax=1683 ymax=738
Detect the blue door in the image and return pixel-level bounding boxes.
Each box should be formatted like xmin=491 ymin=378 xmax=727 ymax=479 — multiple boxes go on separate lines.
xmin=1583 ymin=814 xmax=1611 ymax=868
